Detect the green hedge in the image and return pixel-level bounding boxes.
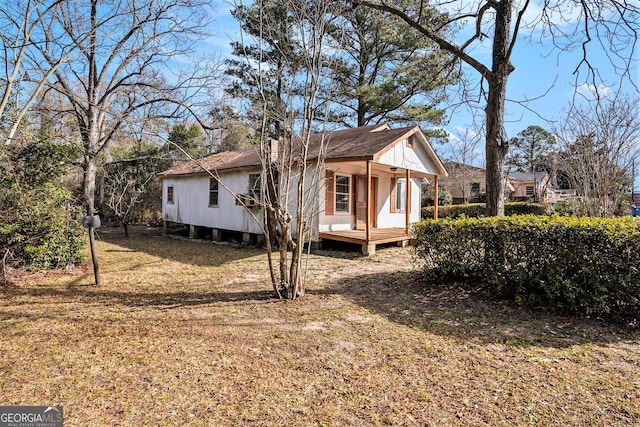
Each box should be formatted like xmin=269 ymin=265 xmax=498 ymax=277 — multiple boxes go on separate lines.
xmin=421 ymin=202 xmax=551 ymax=219
xmin=422 ymin=203 xmax=551 ymax=219
xmin=413 ymin=215 xmax=640 ymax=323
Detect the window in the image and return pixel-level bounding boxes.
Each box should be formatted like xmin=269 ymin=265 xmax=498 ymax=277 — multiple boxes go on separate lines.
xmin=249 ymin=173 xmax=262 ymax=200
xmin=335 ymin=175 xmax=350 ymax=213
xmin=395 ymin=178 xmax=407 ymax=212
xmin=167 ymin=186 xmax=174 ymax=204
xmin=526 ymin=186 xmax=535 ymax=197
xmin=471 ymin=182 xmax=480 ymax=195
xmin=209 ymin=178 xmax=219 ymax=206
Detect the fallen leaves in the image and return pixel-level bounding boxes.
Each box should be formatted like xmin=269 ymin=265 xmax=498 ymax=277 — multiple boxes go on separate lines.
xmin=0 ymin=226 xmax=638 ymax=426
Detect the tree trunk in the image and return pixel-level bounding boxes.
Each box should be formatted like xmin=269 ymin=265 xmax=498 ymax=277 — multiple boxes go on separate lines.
xmin=82 ymin=154 xmax=98 ymax=216
xmin=82 ymin=105 xmax=101 ymax=285
xmin=484 ymin=0 xmax=514 ymax=217
xmin=278 ymin=220 xmax=290 ymax=296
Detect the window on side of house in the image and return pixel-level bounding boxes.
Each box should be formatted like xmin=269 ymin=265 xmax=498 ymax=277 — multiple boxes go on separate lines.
xmin=526 ymin=185 xmax=534 ymax=196
xmin=209 ymin=178 xmax=219 ymax=207
xmin=395 ymin=178 xmax=407 ymax=212
xmin=471 ymin=182 xmax=480 ymax=195
xmin=249 ymin=173 xmax=262 ymax=200
xmin=335 ymin=175 xmax=350 ymax=213
xmin=167 ymin=186 xmax=174 ymax=204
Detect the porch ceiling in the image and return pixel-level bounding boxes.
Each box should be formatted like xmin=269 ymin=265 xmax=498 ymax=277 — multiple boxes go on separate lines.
xmin=325 ymin=159 xmax=432 ymax=178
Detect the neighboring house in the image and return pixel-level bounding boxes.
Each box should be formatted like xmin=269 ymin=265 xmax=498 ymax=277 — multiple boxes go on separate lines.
xmin=158 ymin=123 xmax=448 ymax=255
xmin=438 ymin=161 xmax=518 ymax=205
xmin=547 ymin=188 xmax=582 ymax=204
xmin=439 ymin=161 xmax=487 ymax=204
xmin=508 ymin=171 xmax=551 ymax=202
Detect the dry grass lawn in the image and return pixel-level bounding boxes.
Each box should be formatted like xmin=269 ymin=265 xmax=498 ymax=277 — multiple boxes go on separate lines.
xmin=1 ymin=227 xmax=639 ymax=426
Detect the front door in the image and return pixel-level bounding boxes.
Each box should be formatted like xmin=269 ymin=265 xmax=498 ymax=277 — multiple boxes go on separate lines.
xmin=370 ymin=177 xmax=377 ymax=228
xmin=355 ymin=175 xmax=377 ymax=230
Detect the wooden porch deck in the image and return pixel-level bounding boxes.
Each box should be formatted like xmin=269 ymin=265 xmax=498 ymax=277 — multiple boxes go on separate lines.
xmin=318 ymin=228 xmax=412 ymax=255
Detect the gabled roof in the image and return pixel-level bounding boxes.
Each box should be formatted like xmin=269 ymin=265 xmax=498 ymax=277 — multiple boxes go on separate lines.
xmin=159 ymin=124 xmax=447 ymax=178
xmin=442 ymin=160 xmax=486 ymax=173
xmin=508 ymin=171 xmax=549 ymax=183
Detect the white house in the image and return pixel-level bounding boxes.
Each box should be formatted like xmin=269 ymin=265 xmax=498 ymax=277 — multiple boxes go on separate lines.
xmin=158 ymin=124 xmax=448 ymax=255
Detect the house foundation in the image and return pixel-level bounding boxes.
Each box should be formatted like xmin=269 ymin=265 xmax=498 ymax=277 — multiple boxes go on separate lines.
xmin=397 ymin=239 xmax=410 ymax=248
xmin=362 ymin=244 xmax=376 ymax=256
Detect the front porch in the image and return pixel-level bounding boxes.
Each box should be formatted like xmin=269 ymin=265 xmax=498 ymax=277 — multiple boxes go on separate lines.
xmin=318 ymin=227 xmax=412 ymax=256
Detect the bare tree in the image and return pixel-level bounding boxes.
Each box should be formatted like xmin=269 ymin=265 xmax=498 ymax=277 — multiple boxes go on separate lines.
xmin=0 ymin=0 xmax=90 ymax=143
xmin=231 ymin=0 xmax=341 ymax=299
xmin=102 ymin=138 xmax=167 ymax=236
xmin=356 ymin=0 xmax=639 ymax=216
xmin=105 ymin=170 xmax=152 ymax=237
xmin=556 ymin=95 xmax=640 ymax=217
xmin=31 ymin=0 xmax=217 ymax=284
xmin=444 ymin=127 xmax=484 ymax=203
xmin=38 ymin=0 xmax=213 ymax=215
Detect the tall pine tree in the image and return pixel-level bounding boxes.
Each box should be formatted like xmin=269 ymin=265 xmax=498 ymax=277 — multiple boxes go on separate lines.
xmin=323 ymin=1 xmax=459 ymax=128
xmin=226 ymin=0 xmax=301 ymax=138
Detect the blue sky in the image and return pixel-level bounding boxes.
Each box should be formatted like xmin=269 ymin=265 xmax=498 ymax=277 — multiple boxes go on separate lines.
xmin=206 ymin=1 xmax=639 ymax=188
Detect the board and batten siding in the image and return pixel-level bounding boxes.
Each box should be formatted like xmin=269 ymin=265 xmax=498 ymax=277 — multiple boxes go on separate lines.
xmin=162 ymin=171 xmax=263 ymax=234
xmin=376 ymin=136 xmax=440 ymax=176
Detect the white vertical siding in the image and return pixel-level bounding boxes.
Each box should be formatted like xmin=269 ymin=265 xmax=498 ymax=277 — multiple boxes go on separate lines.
xmin=376 ymin=175 xmax=421 ymax=228
xmin=162 ymin=171 xmax=263 ymax=234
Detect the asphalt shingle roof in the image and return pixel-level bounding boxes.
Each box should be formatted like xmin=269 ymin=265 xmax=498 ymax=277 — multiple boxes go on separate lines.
xmin=159 ymin=124 xmax=434 ymax=178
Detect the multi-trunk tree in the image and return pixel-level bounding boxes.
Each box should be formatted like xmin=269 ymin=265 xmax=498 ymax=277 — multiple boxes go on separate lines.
xmin=102 ymin=140 xmax=169 ymax=237
xmin=227 ymin=0 xmax=343 ymax=299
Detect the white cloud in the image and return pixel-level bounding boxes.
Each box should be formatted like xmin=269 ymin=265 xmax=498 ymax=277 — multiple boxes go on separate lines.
xmin=575 ymin=83 xmax=612 ymax=100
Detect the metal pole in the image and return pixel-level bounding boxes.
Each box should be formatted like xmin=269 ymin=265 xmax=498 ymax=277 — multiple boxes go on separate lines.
xmin=88 ymin=227 xmax=100 ymax=286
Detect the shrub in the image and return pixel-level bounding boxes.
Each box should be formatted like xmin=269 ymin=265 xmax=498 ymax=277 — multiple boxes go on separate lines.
xmin=0 ymin=134 xmax=85 ymax=273
xmin=1 ymin=183 xmax=85 ymax=270
xmin=413 ymin=215 xmax=640 ymax=323
xmin=421 ymin=202 xmax=550 ymax=219
xmin=422 ymin=187 xmax=453 ymax=207
xmin=505 ymin=202 xmax=551 ymax=216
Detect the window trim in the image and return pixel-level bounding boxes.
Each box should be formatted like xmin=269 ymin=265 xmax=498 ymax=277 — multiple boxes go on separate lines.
xmin=209 ymin=178 xmax=219 ymax=207
xmin=167 ymin=186 xmax=174 ymax=204
xmin=395 ymin=178 xmax=407 ymax=213
xmin=248 ymin=173 xmax=262 ymax=201
xmin=334 ymin=174 xmax=351 ymax=214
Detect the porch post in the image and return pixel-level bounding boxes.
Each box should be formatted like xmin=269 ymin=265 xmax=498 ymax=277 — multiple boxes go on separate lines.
xmin=366 ymin=160 xmax=371 ymax=242
xmin=433 ymin=175 xmax=439 ymax=220
xmin=405 ymin=168 xmax=411 ymax=235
